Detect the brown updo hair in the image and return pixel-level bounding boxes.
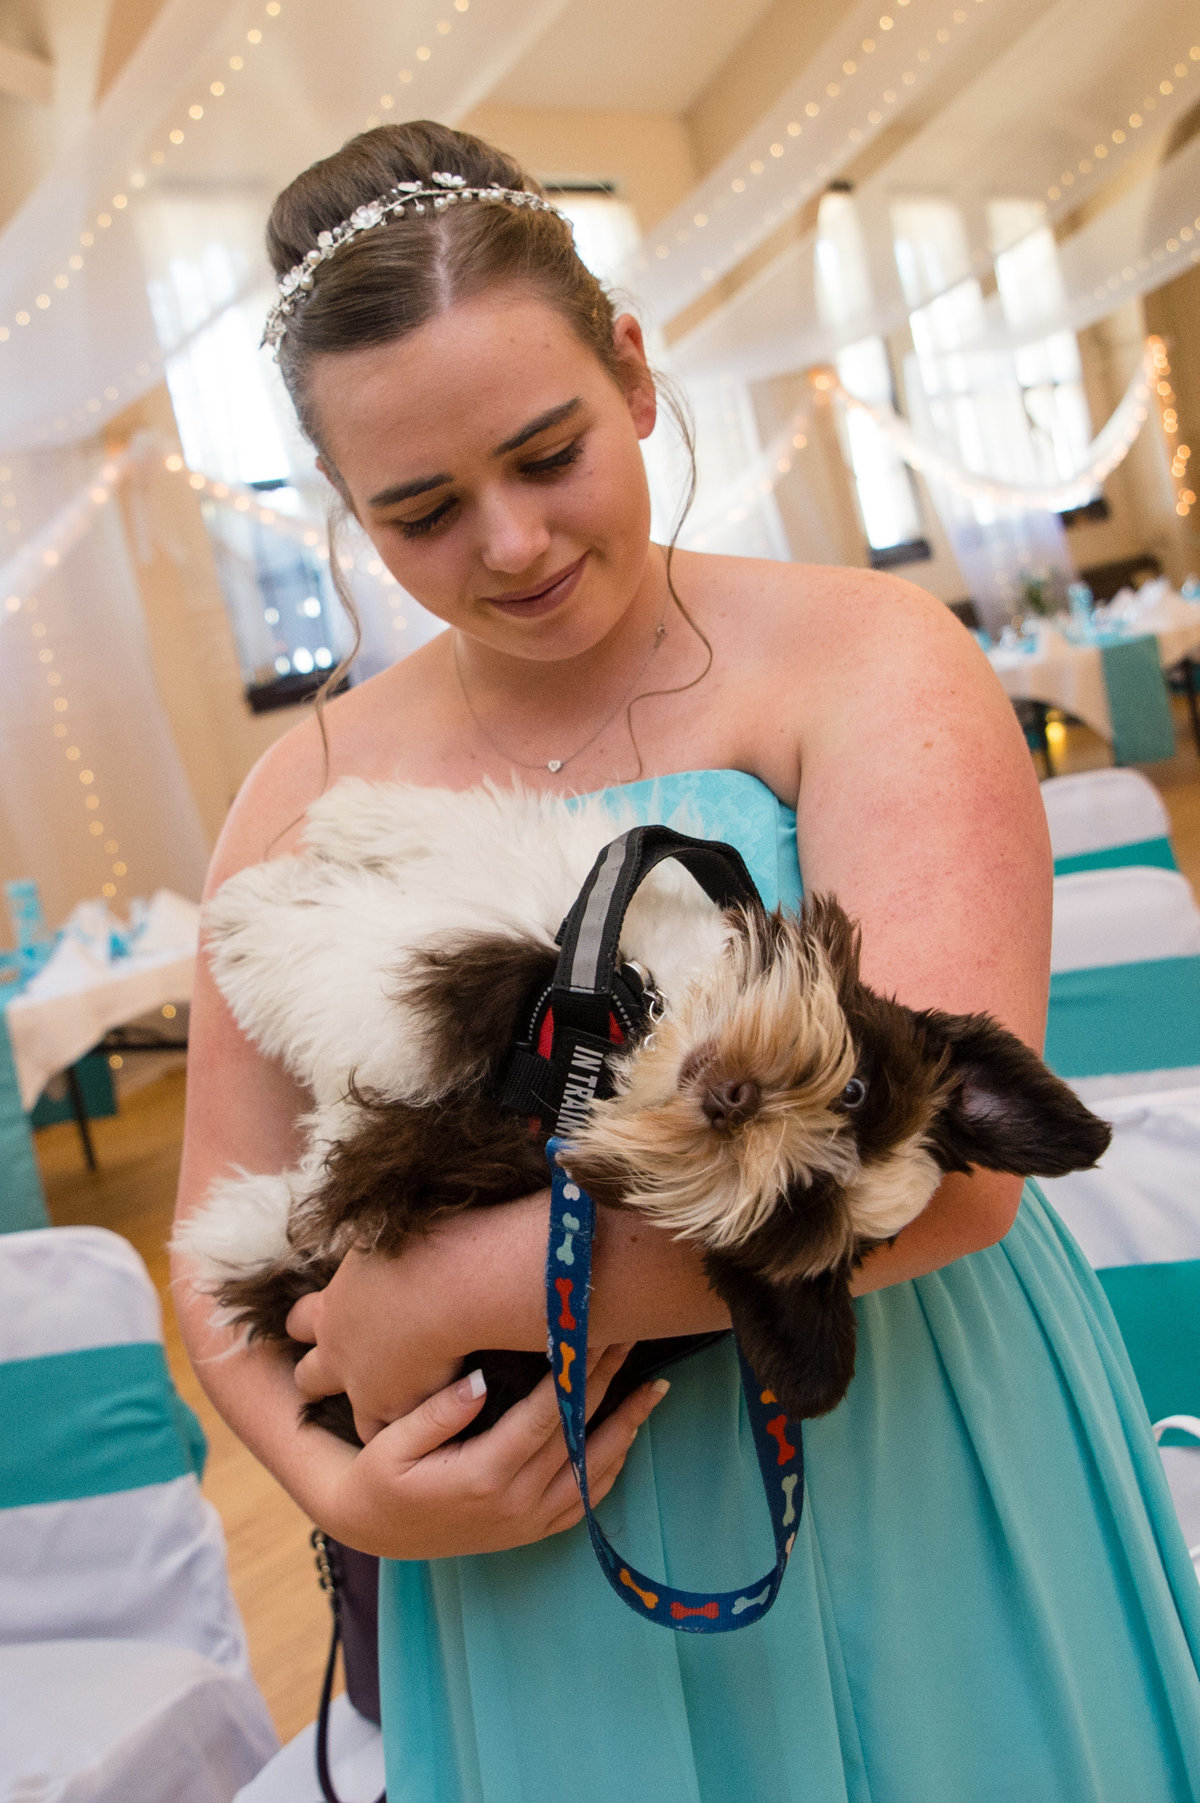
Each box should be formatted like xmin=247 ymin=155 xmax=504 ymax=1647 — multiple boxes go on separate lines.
xmin=266 ymin=120 xmax=628 ymax=459
xmin=264 ymin=120 xmax=705 ymax=768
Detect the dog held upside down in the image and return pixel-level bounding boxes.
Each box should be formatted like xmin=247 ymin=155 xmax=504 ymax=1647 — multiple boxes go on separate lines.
xmin=175 ymin=779 xmax=1110 ymax=1438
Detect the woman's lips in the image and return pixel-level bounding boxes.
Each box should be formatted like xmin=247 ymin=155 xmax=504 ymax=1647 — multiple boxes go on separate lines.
xmin=482 ymin=554 xmax=587 ymax=619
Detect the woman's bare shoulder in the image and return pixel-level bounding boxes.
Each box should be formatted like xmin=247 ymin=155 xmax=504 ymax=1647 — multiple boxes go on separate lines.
xmin=686 ymin=550 xmax=964 ymax=665
xmin=207 ymin=639 xmax=451 ymax=897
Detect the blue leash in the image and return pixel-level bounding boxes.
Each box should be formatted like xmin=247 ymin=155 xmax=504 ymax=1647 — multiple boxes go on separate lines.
xmin=546 ymin=1137 xmax=803 ymax=1632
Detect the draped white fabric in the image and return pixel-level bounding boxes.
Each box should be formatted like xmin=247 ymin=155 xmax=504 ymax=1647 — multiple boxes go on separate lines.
xmin=0 ymin=443 xmax=210 ymax=925
xmin=669 ymin=0 xmax=1200 ymax=382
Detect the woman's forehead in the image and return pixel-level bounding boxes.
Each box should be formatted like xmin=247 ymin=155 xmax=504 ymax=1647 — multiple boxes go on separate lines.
xmin=309 ymin=290 xmax=608 ymax=480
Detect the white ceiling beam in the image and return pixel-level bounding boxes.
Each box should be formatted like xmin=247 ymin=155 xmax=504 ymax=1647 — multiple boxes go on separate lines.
xmin=0 ymin=42 xmax=54 ymax=106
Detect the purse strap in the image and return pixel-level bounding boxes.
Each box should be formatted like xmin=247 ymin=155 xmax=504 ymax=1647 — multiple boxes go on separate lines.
xmin=545 ymin=1138 xmax=803 ymax=1630
xmin=311 ymin=1531 xmax=386 ymax=1803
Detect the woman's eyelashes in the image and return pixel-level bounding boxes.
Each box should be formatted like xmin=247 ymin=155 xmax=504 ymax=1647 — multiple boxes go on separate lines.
xmin=393 ymin=438 xmax=586 ymax=540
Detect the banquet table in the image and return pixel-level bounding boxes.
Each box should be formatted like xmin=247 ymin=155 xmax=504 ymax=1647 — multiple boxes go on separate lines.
xmin=5 ymin=945 xmax=195 ymax=1113
xmin=0 ymin=940 xmax=195 ymax=1235
xmin=987 ymin=588 xmax=1200 ymax=751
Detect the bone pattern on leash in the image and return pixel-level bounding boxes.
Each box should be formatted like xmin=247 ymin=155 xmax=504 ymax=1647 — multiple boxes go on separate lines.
xmin=557 ymin=1341 xmax=576 ymax=1393
xmin=555 ymin=1209 xmax=580 ymax=1265
xmin=671 ymin=1600 xmax=721 ymax=1621
xmin=620 ymin=1569 xmax=659 ymax=1611
xmin=766 ymin=1415 xmax=797 ymax=1466
xmin=554 ymin=1276 xmax=577 ymax=1330
xmin=732 ymin=1585 xmax=772 ymax=1616
xmin=781 ymin=1472 xmax=799 ymax=1527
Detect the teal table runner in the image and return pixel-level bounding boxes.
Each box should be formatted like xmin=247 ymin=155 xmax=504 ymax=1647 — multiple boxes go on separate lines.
xmin=0 ymin=1340 xmax=206 ymax=1509
xmin=1096 ymin=1261 xmax=1200 ymax=1443
xmin=1045 ymin=956 xmax=1200 ymax=1080
xmin=0 ymin=997 xmax=47 ymax=1234
xmin=1053 ymin=835 xmax=1177 ymax=877
xmin=1100 ymin=636 xmax=1177 ymax=765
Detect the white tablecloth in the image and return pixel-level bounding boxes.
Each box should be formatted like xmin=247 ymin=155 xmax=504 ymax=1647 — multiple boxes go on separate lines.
xmin=988 ymin=591 xmax=1200 ymax=740
xmin=5 ymin=947 xmax=194 ymax=1110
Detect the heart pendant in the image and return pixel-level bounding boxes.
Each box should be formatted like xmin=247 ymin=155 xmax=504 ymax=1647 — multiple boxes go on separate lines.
xmin=547 ymin=759 xmax=563 ymax=773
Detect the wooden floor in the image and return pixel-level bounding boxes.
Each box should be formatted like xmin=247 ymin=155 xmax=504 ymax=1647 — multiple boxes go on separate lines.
xmin=34 ymin=698 xmax=1200 ymax=1746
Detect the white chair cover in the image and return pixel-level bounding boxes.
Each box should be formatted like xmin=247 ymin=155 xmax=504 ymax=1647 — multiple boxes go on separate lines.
xmin=1039 ymin=1086 xmax=1200 ymax=1270
xmin=1152 ymin=1420 xmax=1200 ymax=1581
xmin=1 ymin=1640 xmax=277 ymax=1803
xmin=1050 ymin=867 xmax=1200 ymax=973
xmin=0 ymin=1227 xmax=277 ymax=1801
xmin=234 ymin=1694 xmax=384 ymax=1802
xmin=1041 ymin=769 xmax=1172 ymax=860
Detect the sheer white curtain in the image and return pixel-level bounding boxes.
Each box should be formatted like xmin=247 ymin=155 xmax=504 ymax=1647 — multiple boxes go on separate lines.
xmin=0 ymin=447 xmax=209 ymax=926
xmin=892 ymin=195 xmax=1075 ymax=630
xmin=989 ymin=199 xmax=1095 ymax=493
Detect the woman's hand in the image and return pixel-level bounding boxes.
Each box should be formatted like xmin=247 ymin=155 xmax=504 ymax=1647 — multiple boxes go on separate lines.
xmin=313 ymin=1343 xmax=669 ymax=1560
xmin=287 ymin=1241 xmax=474 ymax=1441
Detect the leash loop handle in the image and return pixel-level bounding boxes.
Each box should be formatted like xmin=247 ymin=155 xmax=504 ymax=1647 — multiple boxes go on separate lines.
xmin=546 ymin=1138 xmax=802 ymax=1632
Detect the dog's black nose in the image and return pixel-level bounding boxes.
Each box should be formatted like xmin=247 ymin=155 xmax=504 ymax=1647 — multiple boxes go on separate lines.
xmin=701 ymin=1078 xmax=761 ymax=1130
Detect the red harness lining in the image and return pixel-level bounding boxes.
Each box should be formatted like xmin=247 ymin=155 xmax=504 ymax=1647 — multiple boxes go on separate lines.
xmin=535 ymin=1005 xmax=626 ymax=1060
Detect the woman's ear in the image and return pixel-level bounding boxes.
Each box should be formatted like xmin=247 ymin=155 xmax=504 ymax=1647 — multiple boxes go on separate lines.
xmin=611 ymin=313 xmax=658 ymax=441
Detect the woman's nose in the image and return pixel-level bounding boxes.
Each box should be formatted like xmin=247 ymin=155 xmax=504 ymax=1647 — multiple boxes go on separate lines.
xmin=476 ymin=492 xmax=552 ymax=575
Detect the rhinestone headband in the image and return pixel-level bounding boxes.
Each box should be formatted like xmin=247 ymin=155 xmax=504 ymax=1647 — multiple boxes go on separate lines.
xmin=263 ymin=171 xmax=561 ymax=351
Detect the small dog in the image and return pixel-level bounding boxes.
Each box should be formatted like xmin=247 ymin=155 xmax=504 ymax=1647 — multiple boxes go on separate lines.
xmin=176 ymin=780 xmax=1109 ymax=1437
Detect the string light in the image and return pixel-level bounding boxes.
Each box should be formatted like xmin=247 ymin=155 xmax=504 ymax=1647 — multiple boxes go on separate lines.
xmin=1041 ymin=40 xmax=1197 ymax=209
xmin=0 ymin=2 xmax=284 ymax=349
xmin=0 ymin=461 xmax=130 ymax=897
xmin=631 ymin=0 xmax=993 ymax=293
xmin=362 ymin=3 xmax=469 ymax=129
xmin=1086 ymin=208 xmax=1200 ymax=314
xmin=1149 ymin=335 xmax=1195 ymax=518
xmin=683 ymin=410 xmax=814 ymax=549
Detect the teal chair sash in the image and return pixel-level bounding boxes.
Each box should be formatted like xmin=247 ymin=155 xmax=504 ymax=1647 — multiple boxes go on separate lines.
xmin=0 ymin=1340 xmax=206 ymax=1509
xmin=0 ymin=1000 xmax=47 ymax=1234
xmin=1045 ymin=956 xmax=1200 ymax=1080
xmin=1053 ymin=835 xmax=1178 ymax=877
xmin=1100 ymin=636 xmax=1177 ymax=765
xmin=1096 ymin=1261 xmax=1200 ymax=1444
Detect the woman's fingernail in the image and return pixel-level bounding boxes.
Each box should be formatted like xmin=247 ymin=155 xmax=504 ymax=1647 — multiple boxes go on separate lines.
xmin=650 ymin=1379 xmax=670 ymax=1400
xmin=456 ymin=1368 xmax=487 ymax=1404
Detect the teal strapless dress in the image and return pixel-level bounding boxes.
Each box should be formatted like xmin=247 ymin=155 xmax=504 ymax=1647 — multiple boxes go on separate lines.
xmin=379 ymin=769 xmax=1200 ymax=1803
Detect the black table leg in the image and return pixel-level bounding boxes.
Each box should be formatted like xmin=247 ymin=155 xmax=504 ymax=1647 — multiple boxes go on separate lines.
xmin=65 ymin=1063 xmax=98 ymax=1171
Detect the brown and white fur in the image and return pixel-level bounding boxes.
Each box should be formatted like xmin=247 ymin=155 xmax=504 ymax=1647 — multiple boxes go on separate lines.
xmin=176 ymin=779 xmax=1109 ymax=1438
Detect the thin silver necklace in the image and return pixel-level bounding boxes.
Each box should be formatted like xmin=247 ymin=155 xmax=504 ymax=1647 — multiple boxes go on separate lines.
xmin=454 ymin=612 xmax=668 ymax=775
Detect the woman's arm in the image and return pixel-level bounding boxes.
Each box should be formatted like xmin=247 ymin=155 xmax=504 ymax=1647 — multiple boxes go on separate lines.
xmin=790 ymin=569 xmax=1050 ymax=1287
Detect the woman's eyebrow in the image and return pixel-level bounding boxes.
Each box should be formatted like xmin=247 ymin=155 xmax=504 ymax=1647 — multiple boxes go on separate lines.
xmin=492 ymin=397 xmax=583 ymax=456
xmin=367 ymin=398 xmax=584 ymax=508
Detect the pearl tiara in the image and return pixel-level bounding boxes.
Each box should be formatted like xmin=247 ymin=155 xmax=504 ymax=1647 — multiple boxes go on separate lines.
xmin=262 ymin=171 xmax=561 ymax=352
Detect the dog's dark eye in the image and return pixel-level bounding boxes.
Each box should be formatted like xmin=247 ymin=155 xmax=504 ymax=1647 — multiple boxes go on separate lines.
xmin=840 ymin=1077 xmax=868 ymax=1109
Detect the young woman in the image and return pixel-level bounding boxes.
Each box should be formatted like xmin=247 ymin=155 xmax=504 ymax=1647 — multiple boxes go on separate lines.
xmin=173 ymin=121 xmax=1200 ymax=1801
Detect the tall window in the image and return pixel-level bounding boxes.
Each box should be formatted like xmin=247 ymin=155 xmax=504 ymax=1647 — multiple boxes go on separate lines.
xmin=989 ymin=199 xmax=1094 ymax=499
xmin=814 ymin=187 xmax=926 ymax=565
xmin=889 ymin=194 xmax=1075 ymax=621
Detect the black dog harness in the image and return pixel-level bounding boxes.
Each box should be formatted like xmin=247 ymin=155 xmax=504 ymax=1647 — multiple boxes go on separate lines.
xmin=504 ymin=824 xmax=806 ymax=1633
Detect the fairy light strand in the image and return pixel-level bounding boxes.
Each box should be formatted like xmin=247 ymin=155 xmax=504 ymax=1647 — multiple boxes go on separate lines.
xmin=1149 ymin=335 xmax=1195 ymax=520
xmin=362 ymin=0 xmax=472 ymax=130
xmin=0 ymin=1 xmax=284 ymax=351
xmin=3 ymin=460 xmax=130 ymax=898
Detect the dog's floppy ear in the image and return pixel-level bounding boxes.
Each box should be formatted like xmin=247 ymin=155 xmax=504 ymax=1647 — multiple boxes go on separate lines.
xmin=920 ymin=1010 xmax=1111 ymax=1178
xmin=707 ymin=1256 xmax=858 ymax=1420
